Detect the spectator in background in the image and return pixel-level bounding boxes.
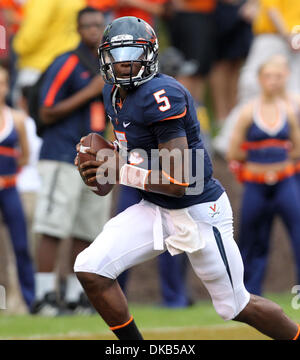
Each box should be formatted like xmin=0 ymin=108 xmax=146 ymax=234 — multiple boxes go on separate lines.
xmin=80 ymin=0 xmax=168 ymax=28
xmin=86 ymin=0 xmax=116 ymax=23
xmin=0 ymin=65 xmax=35 ymax=311
xmin=238 ymin=0 xmax=300 ymax=102
xmin=0 ymin=5 xmax=11 ymax=68
xmin=0 ymin=0 xmax=24 ymax=81
xmin=209 ymin=0 xmax=254 ymax=127
xmin=167 ymin=0 xmax=217 ymax=105
xmin=12 ymin=0 xmax=85 ymax=105
xmin=213 ymin=0 xmax=300 ymax=156
xmin=31 ymin=7 xmax=112 ymax=315
xmin=0 ymin=0 xmax=27 ymax=104
xmin=16 ymin=86 xmax=42 ymax=261
xmin=0 ymin=0 xmax=24 ymax=35
xmin=226 ymin=57 xmax=300 ymax=295
xmin=113 ymin=0 xmax=167 ymax=26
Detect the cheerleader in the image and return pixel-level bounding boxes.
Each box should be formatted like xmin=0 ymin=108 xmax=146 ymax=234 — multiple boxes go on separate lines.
xmin=227 ymin=58 xmax=300 ymax=295
xmin=0 ymin=66 xmax=35 ymax=310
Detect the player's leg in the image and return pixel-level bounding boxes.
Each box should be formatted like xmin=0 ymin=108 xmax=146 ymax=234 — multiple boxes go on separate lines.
xmin=74 ymin=200 xmax=166 ymax=339
xmin=158 ymin=252 xmax=190 ymax=308
xmin=117 ymin=185 xmax=190 ymax=308
xmin=66 ymin=184 xmax=113 ymax=313
xmin=114 ymin=185 xmax=142 ymax=293
xmin=238 ymin=182 xmax=273 ymax=295
xmin=0 ymin=187 xmax=35 ymax=310
xmin=187 ymin=192 xmax=299 ymax=340
xmin=234 ymin=294 xmax=299 ymax=340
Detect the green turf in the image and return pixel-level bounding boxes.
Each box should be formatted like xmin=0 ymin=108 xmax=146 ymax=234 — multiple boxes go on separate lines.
xmin=0 ymin=292 xmax=299 ymax=339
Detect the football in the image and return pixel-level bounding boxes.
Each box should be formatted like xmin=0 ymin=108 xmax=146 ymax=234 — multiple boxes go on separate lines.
xmin=78 ymin=133 xmax=115 ymax=196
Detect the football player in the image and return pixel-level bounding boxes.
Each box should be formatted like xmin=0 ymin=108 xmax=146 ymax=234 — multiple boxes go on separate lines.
xmin=74 ymin=16 xmax=300 ymax=340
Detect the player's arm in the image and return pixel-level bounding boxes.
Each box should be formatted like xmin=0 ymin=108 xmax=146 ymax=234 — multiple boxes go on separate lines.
xmin=12 ymin=110 xmax=29 ymax=167
xmin=118 ymin=108 xmax=190 ymax=198
xmin=79 ymin=86 xmax=190 ymax=197
xmin=78 ymin=134 xmax=189 ymax=198
xmin=128 ymin=86 xmax=190 ymax=197
xmin=226 ymin=103 xmax=253 ymax=162
xmin=145 ymin=136 xmax=189 ymax=197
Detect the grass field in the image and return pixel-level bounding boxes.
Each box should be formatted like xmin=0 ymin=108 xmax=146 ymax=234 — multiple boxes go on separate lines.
xmin=0 ymin=292 xmax=299 ymax=340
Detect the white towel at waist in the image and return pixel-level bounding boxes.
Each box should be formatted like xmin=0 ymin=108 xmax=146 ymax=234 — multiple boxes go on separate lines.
xmin=152 ymin=205 xmax=205 ymax=255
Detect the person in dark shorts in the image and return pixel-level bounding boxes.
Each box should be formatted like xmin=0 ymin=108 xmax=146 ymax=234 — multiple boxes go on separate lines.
xmin=210 ymin=0 xmax=254 ymax=126
xmin=167 ymin=0 xmax=217 ymax=105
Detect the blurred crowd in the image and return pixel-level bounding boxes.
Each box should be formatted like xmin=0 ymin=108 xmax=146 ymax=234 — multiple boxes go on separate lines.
xmin=1 ymin=0 xmax=300 ymax=316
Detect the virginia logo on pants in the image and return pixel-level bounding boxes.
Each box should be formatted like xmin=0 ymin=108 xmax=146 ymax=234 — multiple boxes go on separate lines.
xmin=209 ymin=203 xmax=220 ymax=218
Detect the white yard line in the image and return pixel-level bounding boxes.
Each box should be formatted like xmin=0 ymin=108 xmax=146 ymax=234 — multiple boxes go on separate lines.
xmin=1 ymin=322 xmax=245 ymax=340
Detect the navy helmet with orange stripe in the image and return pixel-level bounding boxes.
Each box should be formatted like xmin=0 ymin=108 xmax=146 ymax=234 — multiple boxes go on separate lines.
xmin=98 ymin=16 xmax=159 ymax=90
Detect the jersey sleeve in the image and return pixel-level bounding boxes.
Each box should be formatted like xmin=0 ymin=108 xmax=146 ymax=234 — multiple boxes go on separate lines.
xmin=149 ymin=118 xmax=187 ymax=144
xmin=40 ymin=53 xmax=79 ymax=107
xmin=142 ymin=85 xmax=187 ymax=125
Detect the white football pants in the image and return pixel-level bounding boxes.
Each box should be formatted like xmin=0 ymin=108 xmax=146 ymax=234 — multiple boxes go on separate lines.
xmin=74 ymin=192 xmax=250 ymax=320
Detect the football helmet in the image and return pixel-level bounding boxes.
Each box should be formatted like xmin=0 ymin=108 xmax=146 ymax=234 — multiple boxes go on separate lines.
xmin=98 ymin=16 xmax=159 ymax=90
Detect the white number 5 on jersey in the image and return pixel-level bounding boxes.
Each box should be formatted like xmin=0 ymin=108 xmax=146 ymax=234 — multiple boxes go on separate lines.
xmin=153 ymin=89 xmax=171 ymax=112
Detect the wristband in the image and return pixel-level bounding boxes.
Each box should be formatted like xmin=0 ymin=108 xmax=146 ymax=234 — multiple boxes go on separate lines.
xmin=119 ymin=164 xmax=151 ymax=190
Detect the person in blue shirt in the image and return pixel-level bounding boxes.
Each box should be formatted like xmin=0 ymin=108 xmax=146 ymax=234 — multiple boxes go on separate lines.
xmin=31 ymin=7 xmax=112 ymax=315
xmin=74 ymin=16 xmax=300 ymax=340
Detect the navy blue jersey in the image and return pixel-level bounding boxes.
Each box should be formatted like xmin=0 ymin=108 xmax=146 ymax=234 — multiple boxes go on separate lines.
xmin=39 ymin=42 xmax=106 ymax=164
xmin=103 ymin=73 xmax=223 ymax=209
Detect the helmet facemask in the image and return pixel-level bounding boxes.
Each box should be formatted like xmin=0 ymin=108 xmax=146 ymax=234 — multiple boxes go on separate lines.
xmin=99 ymin=39 xmax=158 ymax=90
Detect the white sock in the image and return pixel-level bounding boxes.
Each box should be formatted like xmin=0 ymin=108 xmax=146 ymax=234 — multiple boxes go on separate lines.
xmin=35 ymin=272 xmax=56 ymax=301
xmin=65 ymin=274 xmax=84 ymax=303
